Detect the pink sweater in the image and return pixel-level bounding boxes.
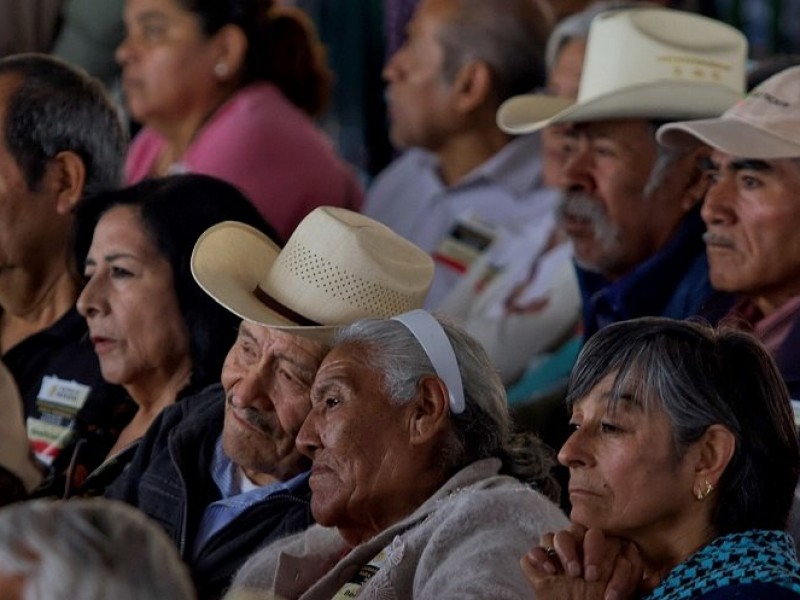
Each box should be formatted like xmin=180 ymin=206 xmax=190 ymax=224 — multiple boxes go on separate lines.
xmin=126 ymin=83 xmax=363 ymax=241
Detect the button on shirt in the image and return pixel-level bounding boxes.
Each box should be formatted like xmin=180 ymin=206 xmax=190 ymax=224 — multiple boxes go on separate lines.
xmin=363 ymin=134 xmax=556 ymax=308
xmin=192 ymin=437 xmax=310 ymax=559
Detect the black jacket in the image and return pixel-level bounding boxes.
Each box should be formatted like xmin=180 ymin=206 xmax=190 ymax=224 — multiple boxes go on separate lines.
xmin=106 ymin=384 xmax=314 ymax=599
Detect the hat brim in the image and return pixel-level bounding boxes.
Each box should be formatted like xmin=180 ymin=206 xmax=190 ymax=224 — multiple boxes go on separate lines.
xmin=498 ymin=81 xmax=743 ymax=134
xmin=190 ymin=222 xmax=338 ymax=343
xmin=657 ymin=118 xmax=800 ymax=159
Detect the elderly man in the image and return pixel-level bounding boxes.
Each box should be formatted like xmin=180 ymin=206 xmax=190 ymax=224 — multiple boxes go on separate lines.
xmin=107 ymin=207 xmax=434 ymax=599
xmin=497 ymin=7 xmax=747 ymax=339
xmin=364 ymin=0 xmax=554 ymax=308
xmin=0 ymin=54 xmax=130 ymax=477
xmin=226 ymin=311 xmax=568 ymax=599
xmin=658 ymin=66 xmax=800 ymax=397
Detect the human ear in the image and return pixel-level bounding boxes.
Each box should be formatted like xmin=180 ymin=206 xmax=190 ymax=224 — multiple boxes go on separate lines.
xmin=50 ymin=151 xmax=87 ymax=215
xmin=452 ymin=60 xmax=492 ymax=114
xmin=680 ymin=146 xmax=712 ymax=211
xmin=409 ymin=375 xmax=450 ymax=446
xmin=211 ymin=24 xmax=248 ymax=82
xmin=691 ymin=424 xmax=736 ymax=500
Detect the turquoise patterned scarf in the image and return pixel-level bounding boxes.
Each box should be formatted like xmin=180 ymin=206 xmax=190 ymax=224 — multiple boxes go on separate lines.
xmin=646 ymin=530 xmax=800 ymax=599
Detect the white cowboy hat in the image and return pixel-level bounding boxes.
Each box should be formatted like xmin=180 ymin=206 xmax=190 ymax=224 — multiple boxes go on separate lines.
xmin=497 ymin=7 xmax=747 ymax=134
xmin=0 ymin=361 xmax=42 ymax=493
xmin=658 ymin=65 xmax=800 ymax=159
xmin=191 ymin=206 xmax=434 ymax=340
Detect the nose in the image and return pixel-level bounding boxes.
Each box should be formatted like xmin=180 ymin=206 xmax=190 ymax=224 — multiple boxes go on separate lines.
xmin=701 ymin=174 xmax=736 ymax=228
xmin=382 ymin=45 xmax=406 ymax=84
xmin=115 ymin=32 xmax=135 ymax=67
xmin=557 ymin=427 xmax=589 ymax=469
xmin=76 ymin=274 xmax=108 ymax=319
xmin=295 ymin=408 xmax=321 ymax=459
xmin=560 ymin=141 xmax=596 ymax=194
xmin=229 ymin=366 xmax=276 ymax=412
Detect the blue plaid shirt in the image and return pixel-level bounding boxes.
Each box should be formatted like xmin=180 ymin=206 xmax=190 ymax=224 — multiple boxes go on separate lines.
xmin=192 ymin=436 xmax=309 ymax=558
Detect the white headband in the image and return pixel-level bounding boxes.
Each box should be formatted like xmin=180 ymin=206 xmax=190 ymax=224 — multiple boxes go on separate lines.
xmin=391 ymin=310 xmax=465 ymax=414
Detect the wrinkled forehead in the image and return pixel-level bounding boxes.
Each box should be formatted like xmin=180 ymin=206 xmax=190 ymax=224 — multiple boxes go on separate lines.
xmin=565 ymin=119 xmax=655 ymax=142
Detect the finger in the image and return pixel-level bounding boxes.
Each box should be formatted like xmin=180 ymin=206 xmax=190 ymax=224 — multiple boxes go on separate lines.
xmin=553 ymin=529 xmax=583 ymax=578
xmin=583 ymin=528 xmax=624 ymax=582
xmin=604 ymin=543 xmax=644 ymax=600
xmin=525 ymin=546 xmax=559 ymax=575
xmin=520 ymin=553 xmax=554 ymax=585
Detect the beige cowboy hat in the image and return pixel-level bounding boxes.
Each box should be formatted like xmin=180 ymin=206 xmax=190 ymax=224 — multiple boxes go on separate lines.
xmin=0 ymin=361 xmax=43 ymax=493
xmin=658 ymin=65 xmax=800 ymax=159
xmin=497 ymin=7 xmax=747 ymax=135
xmin=191 ymin=206 xmax=435 ymax=340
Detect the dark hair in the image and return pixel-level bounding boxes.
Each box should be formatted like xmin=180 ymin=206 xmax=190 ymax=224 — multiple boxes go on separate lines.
xmin=567 ymin=317 xmax=800 ymax=533
xmin=0 ymin=53 xmax=126 ymax=197
xmin=436 ymin=0 xmax=552 ymax=106
xmin=177 ymin=0 xmax=332 ymax=117
xmin=73 ymin=174 xmax=279 ymax=393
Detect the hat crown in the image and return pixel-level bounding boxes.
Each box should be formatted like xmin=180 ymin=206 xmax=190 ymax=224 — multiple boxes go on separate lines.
xmin=577 ymin=8 xmax=746 ymax=107
xmin=726 ymin=66 xmax=800 ymax=138
xmin=191 ymin=206 xmax=434 ymax=340
xmin=264 ymin=207 xmax=434 ymax=323
xmin=496 ymin=7 xmax=747 ymax=134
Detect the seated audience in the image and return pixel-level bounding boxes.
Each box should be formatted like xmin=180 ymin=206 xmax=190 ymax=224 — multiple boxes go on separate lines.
xmin=0 ymin=54 xmax=129 ymax=483
xmin=363 ymin=0 xmax=554 ymax=308
xmin=0 ymin=498 xmax=195 ymax=600
xmin=658 ymin=66 xmax=800 ymax=397
xmin=0 ymin=360 xmax=42 ymax=505
xmin=504 ymin=0 xmax=657 ymax=403
xmin=46 ymin=174 xmax=277 ymax=497
xmin=119 ymin=0 xmax=362 ymax=241
xmin=442 ymin=0 xmax=654 ymax=389
xmin=523 ymin=317 xmax=800 ymax=599
xmin=498 ymin=6 xmax=745 ymax=339
xmin=107 ymin=207 xmax=435 ymax=599
xmin=226 ymin=310 xmax=568 ymax=599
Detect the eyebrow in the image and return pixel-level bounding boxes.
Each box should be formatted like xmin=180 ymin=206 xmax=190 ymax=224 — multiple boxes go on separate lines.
xmin=84 ymin=252 xmax=139 ymax=266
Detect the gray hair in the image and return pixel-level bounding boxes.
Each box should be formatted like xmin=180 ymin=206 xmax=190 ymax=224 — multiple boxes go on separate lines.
xmin=0 ymin=498 xmax=196 ymax=600
xmin=0 ymin=54 xmax=126 ymax=198
xmin=643 ymin=121 xmax=695 ymax=199
xmin=436 ymin=0 xmax=553 ymax=105
xmin=546 ymin=1 xmax=659 ymax=70
xmin=334 ymin=315 xmax=560 ymax=501
xmin=567 ymin=317 xmax=800 ymax=533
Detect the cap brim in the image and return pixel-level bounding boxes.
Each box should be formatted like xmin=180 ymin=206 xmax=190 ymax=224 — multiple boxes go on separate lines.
xmin=498 ymin=81 xmax=742 ymax=134
xmin=190 ymin=222 xmax=338 ymax=343
xmin=658 ymin=118 xmax=800 ymax=159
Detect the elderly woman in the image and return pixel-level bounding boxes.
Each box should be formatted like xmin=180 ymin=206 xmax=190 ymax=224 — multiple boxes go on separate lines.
xmin=524 ymin=317 xmax=800 ymax=599
xmin=44 ymin=173 xmax=276 ymax=497
xmin=226 ymin=310 xmax=568 ymax=599
xmin=0 ymin=498 xmax=195 ymax=600
xmin=118 ymin=0 xmax=362 ymax=241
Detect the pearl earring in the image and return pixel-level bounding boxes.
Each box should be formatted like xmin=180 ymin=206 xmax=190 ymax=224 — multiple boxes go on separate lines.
xmin=214 ymin=63 xmax=229 ymax=78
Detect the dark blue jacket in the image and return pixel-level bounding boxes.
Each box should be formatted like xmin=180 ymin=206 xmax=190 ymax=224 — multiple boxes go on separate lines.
xmin=577 ymin=208 xmax=731 ymax=339
xmin=106 ymin=384 xmax=314 ymax=599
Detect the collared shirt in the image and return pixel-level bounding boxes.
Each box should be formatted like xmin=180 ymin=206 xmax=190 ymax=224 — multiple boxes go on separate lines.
xmin=364 ymin=134 xmax=555 ymax=307
xmin=192 ymin=436 xmax=310 ymax=558
xmin=729 ymin=294 xmax=800 ymax=399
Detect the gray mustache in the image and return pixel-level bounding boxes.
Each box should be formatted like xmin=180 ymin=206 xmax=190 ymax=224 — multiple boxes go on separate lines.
xmin=226 ymin=392 xmax=273 ymax=433
xmin=703 ymin=232 xmax=736 ymax=248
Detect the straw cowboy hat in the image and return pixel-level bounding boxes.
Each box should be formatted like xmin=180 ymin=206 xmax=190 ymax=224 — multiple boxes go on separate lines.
xmin=191 ymin=206 xmax=435 ymax=340
xmin=497 ymin=7 xmax=747 ymax=134
xmin=658 ymin=65 xmax=800 ymax=159
xmin=0 ymin=361 xmax=43 ymax=493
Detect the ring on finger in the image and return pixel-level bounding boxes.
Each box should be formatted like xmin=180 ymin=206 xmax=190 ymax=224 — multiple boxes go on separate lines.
xmin=545 ymin=546 xmax=557 ymax=559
